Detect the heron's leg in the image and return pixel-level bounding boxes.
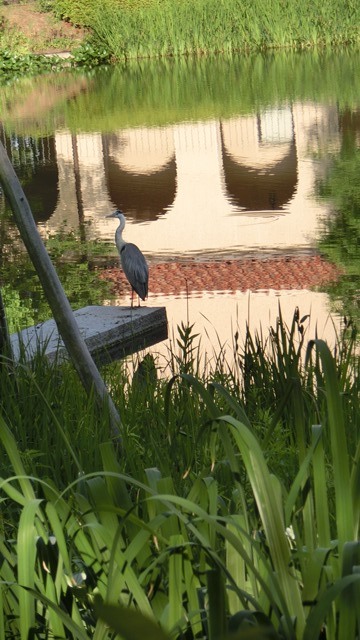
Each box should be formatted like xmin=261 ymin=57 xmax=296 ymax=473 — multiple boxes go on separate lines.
xmin=131 ymin=289 xmax=134 ymax=308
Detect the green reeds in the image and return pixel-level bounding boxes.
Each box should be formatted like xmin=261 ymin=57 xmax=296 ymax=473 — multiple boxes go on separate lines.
xmin=0 ymin=315 xmax=359 ymax=637
xmin=88 ymin=0 xmax=360 ymax=61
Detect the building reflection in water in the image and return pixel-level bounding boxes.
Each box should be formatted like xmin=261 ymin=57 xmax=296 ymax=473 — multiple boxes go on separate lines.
xmin=26 ymin=102 xmax=338 ymax=259
xmin=0 ymin=102 xmax=343 ymax=354
xmin=1 ymin=102 xmax=340 ymax=258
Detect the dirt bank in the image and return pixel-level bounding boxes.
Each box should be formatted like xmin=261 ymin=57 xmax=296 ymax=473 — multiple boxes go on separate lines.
xmin=1 ymin=2 xmax=87 ymax=54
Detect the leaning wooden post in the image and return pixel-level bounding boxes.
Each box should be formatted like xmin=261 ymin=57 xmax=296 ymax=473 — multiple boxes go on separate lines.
xmin=0 ymin=141 xmax=122 ymax=441
xmin=0 ymin=288 xmax=10 ymax=356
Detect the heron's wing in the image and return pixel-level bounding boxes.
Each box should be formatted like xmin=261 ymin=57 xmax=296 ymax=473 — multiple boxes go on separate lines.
xmin=120 ymin=243 xmax=149 ymax=299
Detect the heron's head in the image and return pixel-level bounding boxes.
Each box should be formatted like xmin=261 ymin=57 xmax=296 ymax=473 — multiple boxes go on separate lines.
xmin=106 ymin=208 xmax=124 ymax=219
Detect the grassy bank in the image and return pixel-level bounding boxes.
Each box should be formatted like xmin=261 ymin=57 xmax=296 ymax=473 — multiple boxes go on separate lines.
xmin=83 ymin=0 xmax=360 ymax=60
xmin=0 ymin=315 xmax=359 ymax=638
xmin=1 ymin=0 xmax=360 ymax=82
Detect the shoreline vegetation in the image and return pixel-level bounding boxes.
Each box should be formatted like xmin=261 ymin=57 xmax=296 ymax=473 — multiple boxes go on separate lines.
xmin=0 ymin=315 xmax=359 ymax=638
xmin=0 ymin=0 xmax=360 ymax=79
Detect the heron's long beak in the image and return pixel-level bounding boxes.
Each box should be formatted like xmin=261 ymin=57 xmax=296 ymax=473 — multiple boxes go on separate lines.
xmin=106 ymin=211 xmax=117 ymax=218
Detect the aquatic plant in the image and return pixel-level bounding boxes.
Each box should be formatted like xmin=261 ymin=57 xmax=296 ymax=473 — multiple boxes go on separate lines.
xmin=0 ymin=316 xmax=359 ymax=638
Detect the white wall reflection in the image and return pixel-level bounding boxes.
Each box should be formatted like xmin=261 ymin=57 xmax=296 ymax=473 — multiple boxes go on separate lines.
xmin=222 ymin=108 xmax=293 ymax=168
xmin=108 ymin=127 xmax=174 ymax=174
xmin=107 ymin=289 xmax=340 ymax=370
xmin=45 ymin=102 xmax=340 ymax=259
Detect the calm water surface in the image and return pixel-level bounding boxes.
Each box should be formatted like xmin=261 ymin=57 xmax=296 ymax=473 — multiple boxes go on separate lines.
xmin=1 ymin=51 xmax=359 ymax=361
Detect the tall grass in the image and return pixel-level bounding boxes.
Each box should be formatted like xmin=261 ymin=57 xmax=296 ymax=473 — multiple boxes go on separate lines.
xmin=1 ymin=311 xmax=359 ymax=491
xmin=88 ymin=0 xmax=360 ymax=61
xmin=0 ymin=315 xmax=359 ymax=637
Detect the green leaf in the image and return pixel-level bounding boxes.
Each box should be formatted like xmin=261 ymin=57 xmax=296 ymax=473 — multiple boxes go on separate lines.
xmin=17 ymin=585 xmax=89 ymax=640
xmin=17 ymin=499 xmax=42 ymax=640
xmin=306 ymin=340 xmax=354 ymax=547
xmin=303 ymin=574 xmax=360 ymax=640
xmin=210 ymin=381 xmax=252 ymax=428
xmin=0 ymin=415 xmax=35 ymax=501
xmin=207 ymin=566 xmax=227 ymax=640
xmin=284 ymin=425 xmax=322 ymax=525
xmin=311 ymin=425 xmax=331 ymax=548
xmin=94 ymin=596 xmax=170 ymax=640
xmin=217 ymin=416 xmax=304 ymax=638
xmin=168 ymin=534 xmax=185 ymax=632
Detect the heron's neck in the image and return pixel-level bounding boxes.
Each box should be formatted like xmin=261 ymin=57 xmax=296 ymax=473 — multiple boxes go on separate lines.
xmin=115 ymin=223 xmax=126 ymax=251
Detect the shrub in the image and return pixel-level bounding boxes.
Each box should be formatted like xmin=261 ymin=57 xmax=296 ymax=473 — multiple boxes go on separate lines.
xmin=52 ymin=0 xmax=108 ymax=26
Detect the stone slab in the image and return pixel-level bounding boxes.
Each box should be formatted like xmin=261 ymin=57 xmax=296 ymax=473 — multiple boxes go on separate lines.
xmin=10 ymin=305 xmax=168 ymax=366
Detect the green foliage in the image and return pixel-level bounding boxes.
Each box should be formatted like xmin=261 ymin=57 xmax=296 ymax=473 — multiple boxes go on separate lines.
xmin=0 ymin=224 xmax=113 ymax=333
xmin=0 ymin=49 xmax=60 ymax=80
xmin=88 ymin=0 xmax=360 ymax=61
xmin=38 ymin=0 xmax=57 ymax=13
xmin=2 ymin=0 xmax=360 ymax=86
xmin=52 ymin=0 xmax=100 ymax=26
xmin=0 ymin=16 xmax=28 ymax=54
xmin=71 ymin=40 xmax=112 ymax=67
xmin=94 ymin=598 xmax=171 ymax=640
xmin=317 ymin=146 xmax=360 ymax=324
xmin=0 ymin=6 xmax=75 ymax=75
xmin=1 ymin=285 xmax=35 ymax=334
xmin=0 ymin=321 xmax=359 ymax=638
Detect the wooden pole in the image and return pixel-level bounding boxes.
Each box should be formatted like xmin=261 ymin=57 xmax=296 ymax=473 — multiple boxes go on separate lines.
xmin=0 ymin=288 xmax=10 ymax=356
xmin=0 ymin=141 xmax=122 ymax=441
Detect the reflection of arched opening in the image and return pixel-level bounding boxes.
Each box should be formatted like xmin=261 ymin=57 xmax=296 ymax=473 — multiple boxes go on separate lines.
xmin=103 ymin=132 xmax=177 ymax=222
xmin=221 ymin=143 xmax=298 ymax=211
xmin=1 ymin=131 xmax=59 ymax=222
xmin=220 ymin=112 xmax=298 ymax=212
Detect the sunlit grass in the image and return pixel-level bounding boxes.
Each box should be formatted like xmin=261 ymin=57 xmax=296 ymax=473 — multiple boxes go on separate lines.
xmin=89 ymin=0 xmax=360 ymax=61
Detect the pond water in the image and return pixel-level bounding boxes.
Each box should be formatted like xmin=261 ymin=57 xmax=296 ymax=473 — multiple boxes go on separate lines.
xmin=0 ymin=50 xmax=359 ymax=364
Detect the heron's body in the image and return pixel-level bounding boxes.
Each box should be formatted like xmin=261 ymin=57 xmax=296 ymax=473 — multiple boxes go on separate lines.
xmin=108 ymin=210 xmax=149 ymax=305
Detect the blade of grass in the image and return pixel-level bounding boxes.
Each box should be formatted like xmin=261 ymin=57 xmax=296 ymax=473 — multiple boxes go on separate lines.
xmin=19 ymin=585 xmax=90 ymax=640
xmin=351 ymin=438 xmax=360 ymax=537
xmin=0 ymin=415 xmax=36 ymax=501
xmin=168 ymin=534 xmax=185 ymax=633
xmin=284 ymin=425 xmax=322 ymax=525
xmin=207 ymin=565 xmax=227 ymax=640
xmin=303 ymin=574 xmax=360 ymax=640
xmin=17 ymin=499 xmax=42 ymax=640
xmin=217 ymin=416 xmax=304 ymax=638
xmin=94 ymin=596 xmax=170 ymax=640
xmin=311 ymin=425 xmax=331 ymax=548
xmin=306 ymin=339 xmax=354 ymax=547
xmin=306 ymin=339 xmax=356 ymax=639
xmin=148 ymin=492 xmax=295 ymax=633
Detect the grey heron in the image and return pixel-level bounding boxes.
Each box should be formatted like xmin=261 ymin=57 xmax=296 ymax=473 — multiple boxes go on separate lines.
xmin=107 ymin=209 xmax=149 ymax=306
